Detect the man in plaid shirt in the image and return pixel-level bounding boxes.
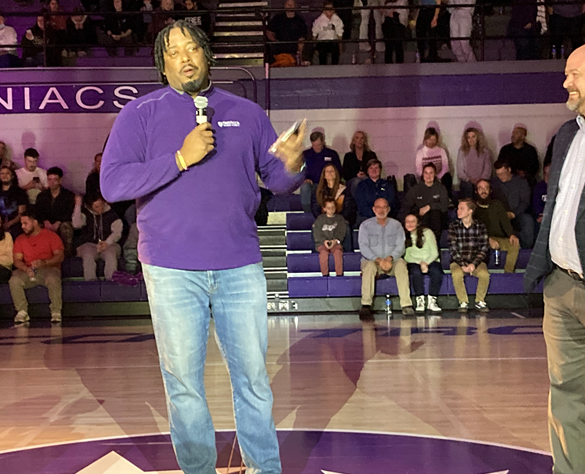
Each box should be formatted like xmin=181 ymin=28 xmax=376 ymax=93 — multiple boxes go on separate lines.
xmin=448 ymin=198 xmax=490 ymax=312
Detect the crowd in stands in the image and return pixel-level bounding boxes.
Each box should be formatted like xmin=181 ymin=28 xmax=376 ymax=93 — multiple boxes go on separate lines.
xmin=0 ymin=0 xmax=212 ymax=66
xmin=308 ymin=124 xmax=550 ymax=320
xmin=0 ymin=140 xmax=140 ymax=324
xmin=265 ymin=0 xmax=580 ymax=66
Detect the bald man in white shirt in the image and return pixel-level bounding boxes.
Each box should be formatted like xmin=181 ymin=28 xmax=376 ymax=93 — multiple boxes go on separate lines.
xmin=525 ymin=45 xmax=585 ymax=474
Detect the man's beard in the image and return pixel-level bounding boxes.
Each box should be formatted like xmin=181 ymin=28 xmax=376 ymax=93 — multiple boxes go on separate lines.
xmin=476 ymin=196 xmax=490 ymax=206
xmin=182 ymin=75 xmax=208 ymax=95
xmin=566 ymin=93 xmax=585 ymax=113
xmin=23 ymin=228 xmax=33 ymax=236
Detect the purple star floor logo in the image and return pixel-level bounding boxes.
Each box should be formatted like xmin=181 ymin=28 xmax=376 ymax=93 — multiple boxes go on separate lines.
xmin=0 ymin=430 xmax=552 ymax=474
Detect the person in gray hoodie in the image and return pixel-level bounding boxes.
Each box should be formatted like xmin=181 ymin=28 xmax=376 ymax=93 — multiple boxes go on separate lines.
xmin=399 ymin=162 xmax=449 ymax=243
xmin=491 ymin=159 xmax=534 ymax=248
xmin=72 ymin=193 xmax=123 ymax=281
xmin=312 ymin=198 xmax=346 ymax=276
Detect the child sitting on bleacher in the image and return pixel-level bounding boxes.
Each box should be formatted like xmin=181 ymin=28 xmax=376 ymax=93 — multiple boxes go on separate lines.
xmin=312 ymin=198 xmax=346 ymax=276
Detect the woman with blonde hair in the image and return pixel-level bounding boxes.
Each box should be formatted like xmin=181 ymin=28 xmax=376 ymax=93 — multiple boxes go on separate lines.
xmin=342 ymin=130 xmax=378 ymax=182
xmin=456 ymin=127 xmax=492 ymax=198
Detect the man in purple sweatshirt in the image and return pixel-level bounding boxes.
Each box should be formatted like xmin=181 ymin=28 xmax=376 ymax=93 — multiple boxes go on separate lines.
xmin=100 ymin=21 xmax=305 ymax=474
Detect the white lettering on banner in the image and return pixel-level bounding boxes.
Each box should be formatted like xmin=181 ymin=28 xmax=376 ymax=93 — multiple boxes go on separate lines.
xmin=0 ymin=88 xmax=12 ymax=110
xmin=24 ymin=87 xmax=31 ymax=111
xmin=218 ymin=121 xmax=240 ymax=127
xmin=114 ymin=86 xmax=139 ymax=109
xmin=76 ymin=86 xmax=105 ymax=110
xmin=39 ymin=87 xmax=69 ymax=110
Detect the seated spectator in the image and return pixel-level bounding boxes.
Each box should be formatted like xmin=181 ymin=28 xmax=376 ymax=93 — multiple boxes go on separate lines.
xmin=73 ymin=194 xmax=123 ymax=281
xmin=448 ymin=198 xmax=490 ymax=312
xmin=48 ymin=0 xmax=67 ymax=32
xmin=508 ymin=0 xmax=538 ymax=60
xmin=0 ymin=166 xmax=28 ymax=239
xmin=266 ymin=0 xmax=307 ymax=66
xmin=0 ymin=12 xmax=20 ymax=68
xmin=497 ymin=125 xmax=539 ymax=186
xmin=533 ymin=162 xmax=550 ymax=234
xmin=358 ymin=197 xmax=414 ymax=322
xmin=65 ymin=7 xmax=97 ymax=58
xmin=35 ymin=167 xmax=76 ymax=257
xmin=22 ymin=12 xmax=59 ymax=67
xmin=342 ymin=131 xmax=378 ymax=193
xmin=449 ymin=0 xmax=476 ymax=62
xmin=382 ymin=0 xmax=407 ymax=64
xmin=10 ymin=207 xmax=64 ymax=324
xmin=475 ymin=179 xmax=520 ymax=273
xmin=0 ymin=141 xmax=18 ymax=171
xmin=133 ymin=0 xmax=159 ymax=43
xmin=312 ymin=198 xmax=346 ymax=276
xmin=456 ymin=127 xmax=492 ymax=198
xmin=403 ymin=213 xmax=443 ymax=314
xmin=548 ymin=0 xmax=584 ymax=59
xmin=150 ymin=0 xmax=179 ymax=41
xmin=399 ymin=162 xmax=448 ymax=243
xmin=491 ymin=159 xmax=534 ymax=249
xmin=355 ymin=158 xmax=397 ymax=225
xmin=312 ymin=1 xmax=344 ymax=65
xmin=301 ymin=131 xmax=341 ymax=213
xmin=47 ymin=0 xmax=67 ymax=57
xmin=183 ymin=0 xmax=212 ymax=38
xmin=85 ymin=152 xmax=102 ymax=197
xmin=0 ymin=215 xmax=13 ymax=284
xmin=415 ymin=127 xmax=450 ymax=182
xmin=312 ymin=163 xmax=354 ymax=249
xmin=123 ymin=203 xmax=139 ymax=274
xmin=98 ymin=0 xmax=136 ymax=57
xmin=16 ymin=148 xmax=48 ymax=205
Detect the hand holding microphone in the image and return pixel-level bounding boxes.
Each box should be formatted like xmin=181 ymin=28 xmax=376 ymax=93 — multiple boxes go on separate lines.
xmin=176 ymin=96 xmax=214 ymax=170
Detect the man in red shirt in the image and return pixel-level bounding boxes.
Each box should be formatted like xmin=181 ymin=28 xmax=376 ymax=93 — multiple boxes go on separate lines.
xmin=9 ymin=207 xmax=64 ymax=324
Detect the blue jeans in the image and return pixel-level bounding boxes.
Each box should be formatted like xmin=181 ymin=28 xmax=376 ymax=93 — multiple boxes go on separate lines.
xmin=143 ymin=262 xmax=281 ymax=474
xmin=300 ymin=182 xmax=316 ymax=213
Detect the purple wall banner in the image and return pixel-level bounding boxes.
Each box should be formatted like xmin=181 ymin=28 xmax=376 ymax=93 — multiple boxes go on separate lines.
xmin=0 ymin=430 xmax=552 ymax=473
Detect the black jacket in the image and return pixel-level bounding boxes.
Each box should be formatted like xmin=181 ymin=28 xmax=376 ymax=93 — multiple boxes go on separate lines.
xmin=35 ymin=187 xmax=76 ymax=224
xmin=525 ymin=118 xmax=585 ymax=291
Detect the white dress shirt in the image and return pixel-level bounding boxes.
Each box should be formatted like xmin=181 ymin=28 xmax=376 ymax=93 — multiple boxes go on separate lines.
xmin=550 ymin=115 xmax=585 ymax=276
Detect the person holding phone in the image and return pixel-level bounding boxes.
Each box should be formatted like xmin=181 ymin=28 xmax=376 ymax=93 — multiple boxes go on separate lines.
xmin=100 ymin=21 xmax=306 ymax=474
xmin=15 ymin=148 xmax=48 ymax=205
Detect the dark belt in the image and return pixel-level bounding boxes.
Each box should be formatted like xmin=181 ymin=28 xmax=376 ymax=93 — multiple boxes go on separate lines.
xmin=555 ymin=264 xmax=585 ymax=282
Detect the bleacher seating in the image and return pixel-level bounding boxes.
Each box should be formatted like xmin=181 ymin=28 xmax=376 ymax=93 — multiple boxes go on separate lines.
xmin=285 ymin=212 xmax=543 ymax=299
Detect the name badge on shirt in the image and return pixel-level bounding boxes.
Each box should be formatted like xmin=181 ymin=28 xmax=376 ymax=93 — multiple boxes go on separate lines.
xmin=325 ymin=157 xmax=332 ymax=161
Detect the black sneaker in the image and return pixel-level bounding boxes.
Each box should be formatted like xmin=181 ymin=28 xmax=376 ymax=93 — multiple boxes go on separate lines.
xmin=359 ymin=305 xmax=374 ymax=322
xmin=402 ymin=305 xmax=415 ymax=316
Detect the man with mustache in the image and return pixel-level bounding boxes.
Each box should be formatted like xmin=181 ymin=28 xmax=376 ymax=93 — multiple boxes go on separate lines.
xmin=525 ymin=45 xmax=585 ymax=474
xmin=100 ymin=21 xmax=306 ymax=474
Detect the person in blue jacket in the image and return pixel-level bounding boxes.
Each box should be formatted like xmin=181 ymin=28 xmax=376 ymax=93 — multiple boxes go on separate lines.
xmin=354 ymin=158 xmax=397 ymax=225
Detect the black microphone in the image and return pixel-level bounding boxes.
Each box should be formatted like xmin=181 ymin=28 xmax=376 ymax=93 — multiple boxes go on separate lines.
xmin=194 ymin=96 xmax=208 ymax=124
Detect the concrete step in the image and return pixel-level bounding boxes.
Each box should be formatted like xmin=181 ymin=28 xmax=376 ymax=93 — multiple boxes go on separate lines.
xmin=267 ymin=278 xmax=288 ymax=292
xmin=262 ymin=256 xmax=287 ymax=268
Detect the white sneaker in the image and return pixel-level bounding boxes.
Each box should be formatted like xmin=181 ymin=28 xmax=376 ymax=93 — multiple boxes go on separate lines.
xmin=51 ymin=312 xmax=62 ymax=323
xmin=427 ymin=295 xmax=442 ymax=313
xmin=475 ymin=301 xmax=489 ymax=312
xmin=14 ymin=310 xmax=30 ymax=324
xmin=458 ymin=301 xmax=469 ymax=313
xmin=415 ymin=295 xmax=425 ymax=313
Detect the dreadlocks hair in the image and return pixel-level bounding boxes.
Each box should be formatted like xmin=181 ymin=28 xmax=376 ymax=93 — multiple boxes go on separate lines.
xmin=154 ymin=20 xmax=216 ymax=85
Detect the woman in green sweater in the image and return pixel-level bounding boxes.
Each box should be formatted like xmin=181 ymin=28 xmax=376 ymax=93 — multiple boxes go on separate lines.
xmin=404 ymin=213 xmax=443 ymax=314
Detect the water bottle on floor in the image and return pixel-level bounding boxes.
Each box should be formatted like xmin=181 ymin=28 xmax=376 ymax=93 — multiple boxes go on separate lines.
xmin=385 ymin=294 xmax=392 ymax=317
xmin=494 ymin=249 xmax=500 ymax=267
